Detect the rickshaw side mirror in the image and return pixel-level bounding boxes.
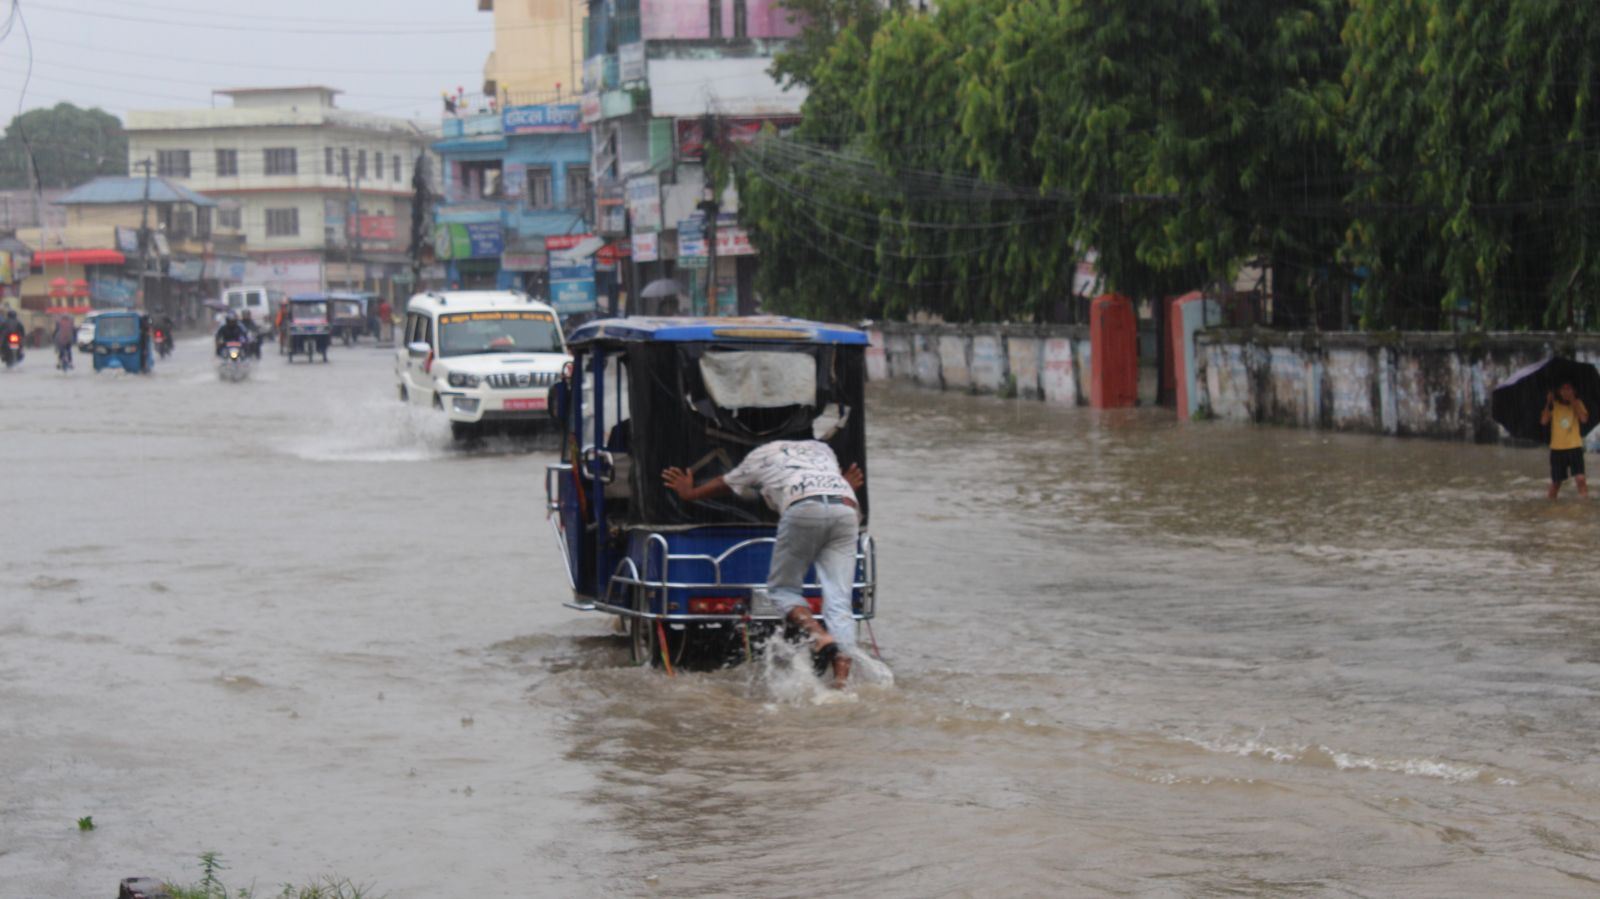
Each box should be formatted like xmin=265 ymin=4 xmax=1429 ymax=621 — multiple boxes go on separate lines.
xmin=547 ymin=380 xmax=570 ymax=423
xmin=406 ymin=341 xmax=430 ymax=356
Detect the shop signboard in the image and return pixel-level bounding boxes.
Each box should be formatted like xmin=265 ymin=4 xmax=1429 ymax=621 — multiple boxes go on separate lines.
xmin=359 ymin=215 xmax=397 ymax=241
xmin=677 ymin=216 xmax=707 ymax=267
xmin=675 ymin=117 xmax=802 ymax=160
xmin=435 ymin=222 xmax=504 ymax=260
xmin=715 ymin=221 xmax=755 ymax=256
xmin=544 ymin=233 xmax=595 ymax=253
xmin=549 ymin=256 xmax=597 ymax=315
xmin=503 ymin=103 xmax=583 ymax=134
xmin=619 ymin=42 xmax=646 ymax=83
xmin=581 ymin=93 xmax=602 ymax=124
xmin=501 ymin=251 xmax=548 ymax=271
xmin=170 ymin=259 xmax=206 ymax=282
xmin=90 ymin=274 xmax=139 ymax=306
xmin=246 ymin=253 xmax=323 ymax=296
xmin=625 ymin=174 xmax=662 ymax=232
xmin=633 ymin=231 xmax=659 ymax=263
xmin=114 ymin=226 xmax=140 ymax=255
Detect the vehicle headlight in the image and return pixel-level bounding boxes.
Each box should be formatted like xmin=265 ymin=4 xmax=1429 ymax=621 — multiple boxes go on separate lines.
xmin=447 ymin=371 xmax=481 ymax=388
xmin=452 ymin=397 xmax=481 ymax=413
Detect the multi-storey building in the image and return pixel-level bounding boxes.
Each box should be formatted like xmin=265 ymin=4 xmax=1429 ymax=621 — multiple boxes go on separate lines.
xmin=478 ymin=0 xmax=587 ymax=104
xmin=582 ymin=0 xmax=807 ymax=315
xmin=126 ymin=86 xmax=431 ymax=300
xmin=433 ymin=102 xmax=592 ymax=300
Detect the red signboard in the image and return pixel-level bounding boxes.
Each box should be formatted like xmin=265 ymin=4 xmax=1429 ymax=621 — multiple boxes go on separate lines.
xmin=676 ymin=117 xmax=801 ymax=160
xmin=545 ymin=234 xmax=595 ymax=251
xmin=359 ymin=216 xmax=397 ymax=241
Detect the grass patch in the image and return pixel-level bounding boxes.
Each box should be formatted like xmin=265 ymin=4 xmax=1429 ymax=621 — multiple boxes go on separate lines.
xmin=77 ymin=816 xmax=95 ymax=831
xmin=164 ymin=853 xmax=380 ymax=899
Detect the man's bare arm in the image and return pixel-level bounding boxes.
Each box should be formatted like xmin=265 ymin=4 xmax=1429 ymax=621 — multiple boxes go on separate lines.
xmin=662 ymin=468 xmax=732 ymax=502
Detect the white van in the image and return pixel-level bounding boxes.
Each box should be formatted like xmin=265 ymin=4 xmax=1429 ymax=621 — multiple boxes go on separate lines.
xmin=223 ymin=285 xmax=273 ymax=328
xmin=395 ymin=291 xmax=570 ymax=440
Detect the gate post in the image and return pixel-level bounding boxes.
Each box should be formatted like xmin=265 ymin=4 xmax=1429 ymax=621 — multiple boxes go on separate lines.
xmin=1090 ymin=293 xmax=1138 ymax=408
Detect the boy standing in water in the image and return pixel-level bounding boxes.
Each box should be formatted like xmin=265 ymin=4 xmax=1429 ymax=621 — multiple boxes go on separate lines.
xmin=1542 ymin=381 xmax=1589 ymax=499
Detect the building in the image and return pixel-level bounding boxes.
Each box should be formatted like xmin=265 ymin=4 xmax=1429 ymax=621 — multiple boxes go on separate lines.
xmin=478 ymin=0 xmax=586 ymax=104
xmin=582 ymin=0 xmax=807 ymax=315
xmin=433 ymin=103 xmax=592 ymax=300
xmin=13 ymin=175 xmax=243 ymax=324
xmin=125 ymin=86 xmax=431 ymax=301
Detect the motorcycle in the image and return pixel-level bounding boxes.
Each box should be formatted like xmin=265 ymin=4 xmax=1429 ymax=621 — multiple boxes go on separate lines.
xmin=2 ymin=330 xmax=23 ymax=369
xmin=154 ymin=327 xmax=173 ymax=359
xmin=217 ymin=340 xmax=252 ymax=382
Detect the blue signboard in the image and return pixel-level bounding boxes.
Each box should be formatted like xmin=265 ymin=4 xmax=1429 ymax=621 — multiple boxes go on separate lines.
xmin=549 ymin=257 xmax=597 ymax=315
xmin=91 ymin=275 xmax=139 ymax=306
xmin=464 ymin=222 xmax=504 ymax=258
xmin=503 ymin=104 xmax=584 ymax=135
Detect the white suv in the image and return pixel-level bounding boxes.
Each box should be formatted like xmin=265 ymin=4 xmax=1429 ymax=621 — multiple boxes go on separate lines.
xmin=395 ymin=291 xmax=570 ymax=440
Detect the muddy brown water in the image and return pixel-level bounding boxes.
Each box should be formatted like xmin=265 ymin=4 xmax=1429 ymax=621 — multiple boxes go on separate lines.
xmin=3 ymin=339 xmax=1599 ymax=897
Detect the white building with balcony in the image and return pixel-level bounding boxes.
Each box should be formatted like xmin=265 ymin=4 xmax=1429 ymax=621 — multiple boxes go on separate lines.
xmin=126 ymin=86 xmax=432 ymax=298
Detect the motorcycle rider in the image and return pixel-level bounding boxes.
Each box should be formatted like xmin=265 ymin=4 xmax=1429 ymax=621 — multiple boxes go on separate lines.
xmin=1 ymin=308 xmax=25 ymax=364
xmin=214 ymin=311 xmax=248 ymax=356
xmin=239 ymin=309 xmax=263 ymax=358
xmin=52 ymin=314 xmax=76 ymax=370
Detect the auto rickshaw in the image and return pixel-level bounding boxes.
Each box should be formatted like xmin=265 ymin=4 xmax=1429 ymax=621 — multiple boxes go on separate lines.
xmin=329 ymin=292 xmax=369 ymax=345
xmin=92 ymin=310 xmax=154 ymax=374
xmin=284 ymin=294 xmax=332 ymax=363
xmin=546 ymin=316 xmax=878 ymax=669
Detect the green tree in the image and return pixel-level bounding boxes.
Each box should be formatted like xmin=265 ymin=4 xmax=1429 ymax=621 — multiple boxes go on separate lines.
xmin=0 ymin=103 xmax=126 ymax=190
xmin=1341 ymin=0 xmax=1600 ymax=330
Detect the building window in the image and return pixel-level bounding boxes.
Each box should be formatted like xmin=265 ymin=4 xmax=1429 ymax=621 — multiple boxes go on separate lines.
xmin=526 ymin=166 xmax=553 ymax=208
xmin=171 ymin=208 xmax=194 ymax=239
xmin=197 ymin=206 xmax=212 ymax=239
xmin=265 ymin=208 xmax=300 ymax=236
xmin=325 ymin=146 xmax=335 ymax=175
xmin=357 ymin=149 xmax=367 ymax=179
xmin=564 ymin=164 xmax=591 ymax=212
xmin=375 ymin=152 xmax=384 ymax=179
xmin=733 ymin=0 xmax=746 ymax=37
xmin=219 ymin=207 xmax=242 ymax=229
xmin=215 ymin=149 xmax=238 ymax=177
xmin=341 ymin=147 xmax=350 ymax=176
xmin=709 ymin=0 xmax=722 ymax=37
xmin=393 ymin=154 xmax=402 ymax=182
xmin=264 ymin=148 xmax=298 ymax=176
xmin=156 ymin=150 xmax=190 ymax=178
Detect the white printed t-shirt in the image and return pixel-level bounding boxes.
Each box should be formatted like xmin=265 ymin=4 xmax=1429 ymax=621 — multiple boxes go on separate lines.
xmin=722 ymin=440 xmax=856 ymax=514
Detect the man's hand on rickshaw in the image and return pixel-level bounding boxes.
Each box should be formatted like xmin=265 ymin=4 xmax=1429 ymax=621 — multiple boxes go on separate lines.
xmin=843 ymin=463 xmax=865 ymax=490
xmin=662 ymin=467 xmax=729 ymax=503
xmin=662 ymin=467 xmax=697 ymax=500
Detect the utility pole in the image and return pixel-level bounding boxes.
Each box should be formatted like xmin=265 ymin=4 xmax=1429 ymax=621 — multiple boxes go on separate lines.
xmin=345 ymin=169 xmax=363 ymax=290
xmin=136 ymin=158 xmax=155 ymax=314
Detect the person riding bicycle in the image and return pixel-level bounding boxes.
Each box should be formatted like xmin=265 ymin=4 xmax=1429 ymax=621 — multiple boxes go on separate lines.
xmin=239 ymin=309 xmax=263 ymax=358
xmin=52 ymin=314 xmax=75 ymax=369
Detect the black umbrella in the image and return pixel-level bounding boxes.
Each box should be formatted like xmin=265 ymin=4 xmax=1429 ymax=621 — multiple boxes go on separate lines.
xmin=1490 ymin=355 xmax=1600 ymax=442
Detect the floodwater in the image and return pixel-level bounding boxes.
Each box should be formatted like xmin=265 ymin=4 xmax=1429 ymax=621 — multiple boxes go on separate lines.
xmin=4 ymin=338 xmax=1599 ymax=897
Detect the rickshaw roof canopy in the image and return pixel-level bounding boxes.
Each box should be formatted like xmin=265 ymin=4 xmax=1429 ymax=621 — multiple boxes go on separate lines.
xmin=288 ymin=293 xmax=333 ymax=303
xmin=567 ymin=316 xmax=869 ymax=348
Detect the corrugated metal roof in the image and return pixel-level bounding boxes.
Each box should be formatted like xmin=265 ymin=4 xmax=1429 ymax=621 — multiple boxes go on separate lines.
xmin=55 ymin=177 xmax=218 ymax=208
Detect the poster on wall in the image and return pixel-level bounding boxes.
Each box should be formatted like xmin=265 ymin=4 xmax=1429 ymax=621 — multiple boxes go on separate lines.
xmin=633 ymin=231 xmax=659 ymax=263
xmin=626 ymin=174 xmax=662 ymax=233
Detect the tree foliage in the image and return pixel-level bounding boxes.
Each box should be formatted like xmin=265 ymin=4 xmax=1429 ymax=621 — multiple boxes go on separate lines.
xmin=0 ymin=103 xmax=126 ymax=190
xmin=1342 ymin=0 xmax=1600 ymax=329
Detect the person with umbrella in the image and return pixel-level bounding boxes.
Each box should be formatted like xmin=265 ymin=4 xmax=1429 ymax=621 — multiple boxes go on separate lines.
xmin=1543 ymin=381 xmax=1590 ymax=499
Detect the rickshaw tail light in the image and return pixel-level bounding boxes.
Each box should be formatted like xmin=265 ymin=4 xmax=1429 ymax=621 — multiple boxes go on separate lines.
xmin=805 ymin=596 xmax=823 ymax=614
xmin=688 ymin=597 xmax=742 ymax=615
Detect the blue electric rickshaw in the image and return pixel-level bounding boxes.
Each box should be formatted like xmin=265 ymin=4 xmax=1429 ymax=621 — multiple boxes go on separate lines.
xmin=546 ymin=316 xmax=879 ymax=668
xmin=92 ymin=310 xmax=153 ymax=373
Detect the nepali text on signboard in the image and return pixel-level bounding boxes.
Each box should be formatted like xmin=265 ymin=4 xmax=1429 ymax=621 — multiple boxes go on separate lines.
xmin=435 ymin=223 xmax=504 ymax=260
xmin=549 ymin=257 xmax=597 ymax=315
xmin=677 ymin=216 xmax=708 ymax=268
xmin=503 ymin=103 xmax=584 ymax=135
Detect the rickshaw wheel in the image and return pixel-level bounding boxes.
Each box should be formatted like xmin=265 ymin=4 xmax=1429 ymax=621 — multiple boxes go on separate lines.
xmin=627 ymin=613 xmax=653 ymax=666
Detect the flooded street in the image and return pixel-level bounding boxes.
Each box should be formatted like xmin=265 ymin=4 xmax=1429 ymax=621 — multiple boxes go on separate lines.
xmin=5 ymin=339 xmax=1600 ymax=897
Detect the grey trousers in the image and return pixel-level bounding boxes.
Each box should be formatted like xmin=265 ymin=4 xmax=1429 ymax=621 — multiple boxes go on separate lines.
xmin=766 ymin=500 xmax=860 ymax=651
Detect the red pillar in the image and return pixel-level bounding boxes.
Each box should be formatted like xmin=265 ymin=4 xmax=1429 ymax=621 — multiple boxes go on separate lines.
xmin=1090 ymin=293 xmax=1138 ymax=408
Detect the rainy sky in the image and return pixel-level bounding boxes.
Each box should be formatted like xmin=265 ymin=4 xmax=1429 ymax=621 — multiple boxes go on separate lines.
xmin=0 ymin=0 xmax=494 ymax=124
